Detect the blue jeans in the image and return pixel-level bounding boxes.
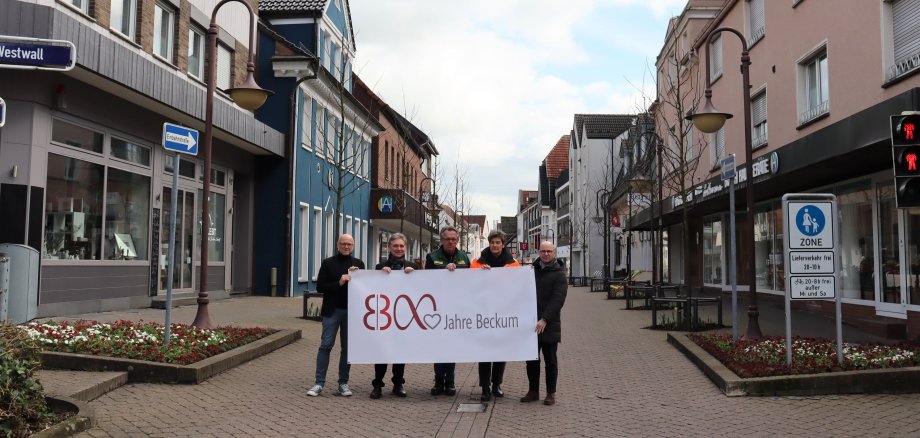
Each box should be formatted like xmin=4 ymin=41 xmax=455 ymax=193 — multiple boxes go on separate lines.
xmin=314 ymin=308 xmax=349 ymax=386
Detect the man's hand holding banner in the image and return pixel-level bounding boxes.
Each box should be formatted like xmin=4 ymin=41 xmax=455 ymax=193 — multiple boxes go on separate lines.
xmin=348 ymin=267 xmax=538 ymax=364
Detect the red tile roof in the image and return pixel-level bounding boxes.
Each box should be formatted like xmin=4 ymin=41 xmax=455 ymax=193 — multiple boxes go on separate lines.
xmin=544 ymin=135 xmax=569 ymax=179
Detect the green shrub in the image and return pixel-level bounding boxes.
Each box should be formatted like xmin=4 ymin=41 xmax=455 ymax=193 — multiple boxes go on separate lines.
xmin=0 ymin=321 xmax=53 ymax=437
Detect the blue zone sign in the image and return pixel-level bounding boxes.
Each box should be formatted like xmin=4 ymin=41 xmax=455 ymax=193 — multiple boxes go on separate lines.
xmin=0 ymin=37 xmax=75 ymax=71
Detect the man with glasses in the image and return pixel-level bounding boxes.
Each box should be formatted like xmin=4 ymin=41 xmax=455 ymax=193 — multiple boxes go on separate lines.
xmin=306 ymin=234 xmax=365 ymax=397
xmin=520 ymin=241 xmax=567 ymax=406
xmin=424 ymin=226 xmax=470 ymax=396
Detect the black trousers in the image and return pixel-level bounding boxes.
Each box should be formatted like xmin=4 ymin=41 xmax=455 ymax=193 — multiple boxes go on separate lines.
xmin=478 ymin=361 xmax=506 ymax=388
xmin=525 ymin=342 xmax=558 ymax=394
xmin=372 ymin=363 xmax=405 ymax=387
xmin=433 ymin=363 xmax=456 ymax=384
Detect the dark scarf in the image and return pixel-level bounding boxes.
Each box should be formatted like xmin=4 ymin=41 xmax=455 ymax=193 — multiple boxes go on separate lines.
xmin=478 ymin=247 xmax=515 ymax=267
xmin=385 ymin=253 xmax=407 ymax=270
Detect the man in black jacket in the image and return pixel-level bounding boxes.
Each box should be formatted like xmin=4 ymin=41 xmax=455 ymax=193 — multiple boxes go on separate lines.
xmin=520 ymin=241 xmax=567 ymax=406
xmin=306 ymin=234 xmax=365 ymax=397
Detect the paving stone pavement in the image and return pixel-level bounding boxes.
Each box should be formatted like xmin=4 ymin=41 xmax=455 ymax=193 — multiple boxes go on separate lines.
xmin=56 ymin=289 xmax=920 ymax=437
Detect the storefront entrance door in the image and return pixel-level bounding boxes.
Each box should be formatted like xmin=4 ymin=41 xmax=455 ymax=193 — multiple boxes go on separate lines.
xmin=876 ymin=182 xmax=907 ymax=317
xmin=159 ymin=187 xmax=195 ymax=293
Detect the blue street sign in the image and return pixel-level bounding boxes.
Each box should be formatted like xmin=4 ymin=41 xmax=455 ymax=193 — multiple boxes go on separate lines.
xmin=0 ymin=97 xmax=5 ymax=128
xmin=795 ymin=204 xmax=826 ymax=237
xmin=720 ymin=154 xmax=736 ymax=181
xmin=162 ymin=123 xmax=199 ymax=156
xmin=0 ymin=36 xmax=75 ymax=71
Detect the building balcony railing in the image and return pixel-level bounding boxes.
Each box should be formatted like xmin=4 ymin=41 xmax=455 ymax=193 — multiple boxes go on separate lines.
xmin=887 ymin=50 xmax=920 ymax=83
xmin=798 ymin=100 xmax=829 ymax=127
xmin=747 ymin=26 xmax=765 ymax=48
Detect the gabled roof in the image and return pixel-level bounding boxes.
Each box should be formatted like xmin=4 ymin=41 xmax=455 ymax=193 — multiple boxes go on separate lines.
xmin=544 ymin=135 xmax=569 ymax=179
xmin=464 ymin=215 xmax=486 ymax=229
xmin=574 ymin=114 xmax=634 ymax=140
xmin=259 ymin=0 xmax=357 ymax=52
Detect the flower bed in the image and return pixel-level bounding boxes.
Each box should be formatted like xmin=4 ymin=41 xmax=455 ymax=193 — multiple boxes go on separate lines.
xmin=688 ymin=333 xmax=920 ymax=378
xmin=23 ymin=320 xmax=276 ymax=365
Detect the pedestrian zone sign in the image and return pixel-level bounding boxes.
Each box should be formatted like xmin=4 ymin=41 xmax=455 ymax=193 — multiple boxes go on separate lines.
xmin=162 ymin=123 xmax=199 ymax=156
xmin=785 ymin=199 xmax=837 ymax=300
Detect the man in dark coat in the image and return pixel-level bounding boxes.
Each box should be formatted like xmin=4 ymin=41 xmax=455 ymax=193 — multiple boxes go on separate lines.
xmin=306 ymin=234 xmax=365 ymax=398
xmin=424 ymin=226 xmax=470 ymax=396
xmin=520 ymin=241 xmax=567 ymax=406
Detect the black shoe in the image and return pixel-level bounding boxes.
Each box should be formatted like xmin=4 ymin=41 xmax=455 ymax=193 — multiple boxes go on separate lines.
xmin=444 ymin=381 xmax=457 ymax=396
xmin=370 ymin=386 xmax=382 ymax=399
xmin=430 ymin=378 xmax=445 ymax=396
xmin=492 ymin=385 xmax=504 ymax=398
xmin=480 ymin=387 xmax=491 ymax=402
xmin=392 ymin=384 xmax=407 ymax=397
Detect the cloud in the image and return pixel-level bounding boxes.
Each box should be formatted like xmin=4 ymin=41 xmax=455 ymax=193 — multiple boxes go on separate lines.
xmin=349 ymin=0 xmax=674 ymax=221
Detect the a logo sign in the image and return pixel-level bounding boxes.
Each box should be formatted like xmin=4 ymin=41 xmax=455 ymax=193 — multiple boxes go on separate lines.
xmin=378 ymin=195 xmax=394 ymax=214
xmin=770 ymin=151 xmax=780 ymax=175
xmin=348 ymin=268 xmax=538 ymax=364
xmin=0 ymin=36 xmax=75 ymax=71
xmin=162 ymin=123 xmax=199 ymax=156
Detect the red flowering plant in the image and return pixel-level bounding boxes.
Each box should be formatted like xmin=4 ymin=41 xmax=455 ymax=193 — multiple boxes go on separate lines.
xmin=688 ymin=332 xmax=920 ymax=378
xmin=22 ymin=320 xmax=275 ymax=365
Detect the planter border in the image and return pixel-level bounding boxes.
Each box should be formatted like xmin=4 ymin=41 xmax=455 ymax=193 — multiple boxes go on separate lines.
xmin=32 ymin=396 xmax=95 ymax=438
xmin=667 ymin=332 xmax=920 ymax=396
xmin=41 ymin=329 xmax=301 ymax=384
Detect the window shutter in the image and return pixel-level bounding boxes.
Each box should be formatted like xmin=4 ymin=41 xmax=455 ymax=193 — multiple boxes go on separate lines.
xmin=893 ymin=0 xmax=920 ymax=62
xmin=748 ymin=0 xmax=765 ymax=36
xmin=752 ymin=92 xmax=767 ymax=125
xmin=216 ymin=44 xmax=233 ymax=91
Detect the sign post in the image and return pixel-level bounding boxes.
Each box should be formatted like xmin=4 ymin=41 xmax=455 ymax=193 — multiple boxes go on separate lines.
xmin=782 ymin=193 xmax=842 ymax=366
xmin=720 ymin=154 xmax=738 ymax=342
xmin=0 ymin=97 xmax=6 ymax=128
xmin=162 ymin=123 xmax=199 ymax=347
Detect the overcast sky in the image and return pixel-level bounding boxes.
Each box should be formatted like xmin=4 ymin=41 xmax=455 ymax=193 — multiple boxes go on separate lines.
xmin=350 ymin=0 xmax=685 ymax=223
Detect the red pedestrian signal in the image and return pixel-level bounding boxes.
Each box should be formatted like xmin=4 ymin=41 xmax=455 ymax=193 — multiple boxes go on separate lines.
xmin=892 ymin=114 xmax=920 ymax=208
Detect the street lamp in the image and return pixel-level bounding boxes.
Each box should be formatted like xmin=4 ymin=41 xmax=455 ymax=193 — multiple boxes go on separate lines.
xmin=193 ymin=0 xmax=272 ymax=329
xmin=686 ymin=27 xmax=762 ymax=339
xmin=419 ymin=176 xmax=434 ymax=262
xmin=595 ymin=188 xmax=611 ymax=283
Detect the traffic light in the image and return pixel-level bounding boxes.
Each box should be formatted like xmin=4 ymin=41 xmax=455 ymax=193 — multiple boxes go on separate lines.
xmin=892 ymin=114 xmax=920 ymax=208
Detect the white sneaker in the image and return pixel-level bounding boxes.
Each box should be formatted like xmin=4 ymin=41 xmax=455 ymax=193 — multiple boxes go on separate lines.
xmin=306 ymin=385 xmax=323 ymax=397
xmin=338 ymin=383 xmax=353 ymax=397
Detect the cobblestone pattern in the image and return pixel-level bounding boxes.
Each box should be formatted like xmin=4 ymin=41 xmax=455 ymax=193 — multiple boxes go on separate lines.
xmin=65 ymin=292 xmax=920 ymax=437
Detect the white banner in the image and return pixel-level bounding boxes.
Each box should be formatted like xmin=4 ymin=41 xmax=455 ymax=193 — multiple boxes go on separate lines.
xmin=347 ymin=267 xmax=538 ymax=364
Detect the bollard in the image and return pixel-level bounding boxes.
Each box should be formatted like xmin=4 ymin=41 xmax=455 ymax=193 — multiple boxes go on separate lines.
xmin=270 ymin=267 xmax=277 ymax=297
xmin=0 ymin=254 xmax=9 ymax=321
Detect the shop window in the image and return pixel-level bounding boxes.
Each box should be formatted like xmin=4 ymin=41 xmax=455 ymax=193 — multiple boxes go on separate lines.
xmin=110 ymin=0 xmax=137 ymax=40
xmin=754 ymin=204 xmax=785 ymax=292
xmin=164 ymin=155 xmax=196 ymax=179
xmin=187 ymin=26 xmax=206 ymax=80
xmin=153 ymin=1 xmax=175 ymax=62
xmin=836 ymin=182 xmax=873 ymax=301
xmin=877 ymin=182 xmax=900 ymax=304
xmin=110 ymin=137 xmax=150 ymax=166
xmin=198 ymin=191 xmax=225 ymax=262
xmin=703 ymin=218 xmax=723 ymax=284
xmin=104 ymin=168 xmax=150 ymax=260
xmin=52 ymin=119 xmax=103 ymax=154
xmin=44 ymin=154 xmax=104 ymax=260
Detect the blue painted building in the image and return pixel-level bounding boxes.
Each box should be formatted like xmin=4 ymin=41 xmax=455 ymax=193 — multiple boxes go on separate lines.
xmin=257 ymin=0 xmax=381 ymax=296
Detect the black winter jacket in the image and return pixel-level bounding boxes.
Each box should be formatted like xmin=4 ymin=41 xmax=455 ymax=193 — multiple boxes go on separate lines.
xmin=317 ymin=253 xmax=365 ymax=317
xmin=532 ymin=258 xmax=568 ymax=343
xmin=376 ymin=254 xmax=420 ymax=271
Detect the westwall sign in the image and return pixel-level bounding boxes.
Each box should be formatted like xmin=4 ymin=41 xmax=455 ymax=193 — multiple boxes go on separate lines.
xmin=0 ymin=35 xmax=75 ymax=71
xmin=672 ymin=152 xmax=779 ymax=209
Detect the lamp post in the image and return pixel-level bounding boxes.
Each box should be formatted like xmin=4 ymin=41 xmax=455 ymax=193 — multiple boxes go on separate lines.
xmin=595 ymin=188 xmax=611 ymax=283
xmin=193 ymin=0 xmax=272 ymax=329
xmin=419 ymin=176 xmax=434 ymax=262
xmin=687 ymin=27 xmax=762 ymax=338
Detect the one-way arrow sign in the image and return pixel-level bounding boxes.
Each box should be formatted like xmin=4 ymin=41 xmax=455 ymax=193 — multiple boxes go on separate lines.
xmin=163 ymin=122 xmax=199 ymax=156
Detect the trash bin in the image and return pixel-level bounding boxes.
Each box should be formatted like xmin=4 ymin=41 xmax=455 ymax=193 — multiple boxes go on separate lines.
xmin=0 ymin=244 xmax=40 ymax=324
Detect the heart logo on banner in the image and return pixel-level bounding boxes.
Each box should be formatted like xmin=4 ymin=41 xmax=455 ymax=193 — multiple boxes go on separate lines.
xmin=423 ymin=314 xmax=441 ymax=330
